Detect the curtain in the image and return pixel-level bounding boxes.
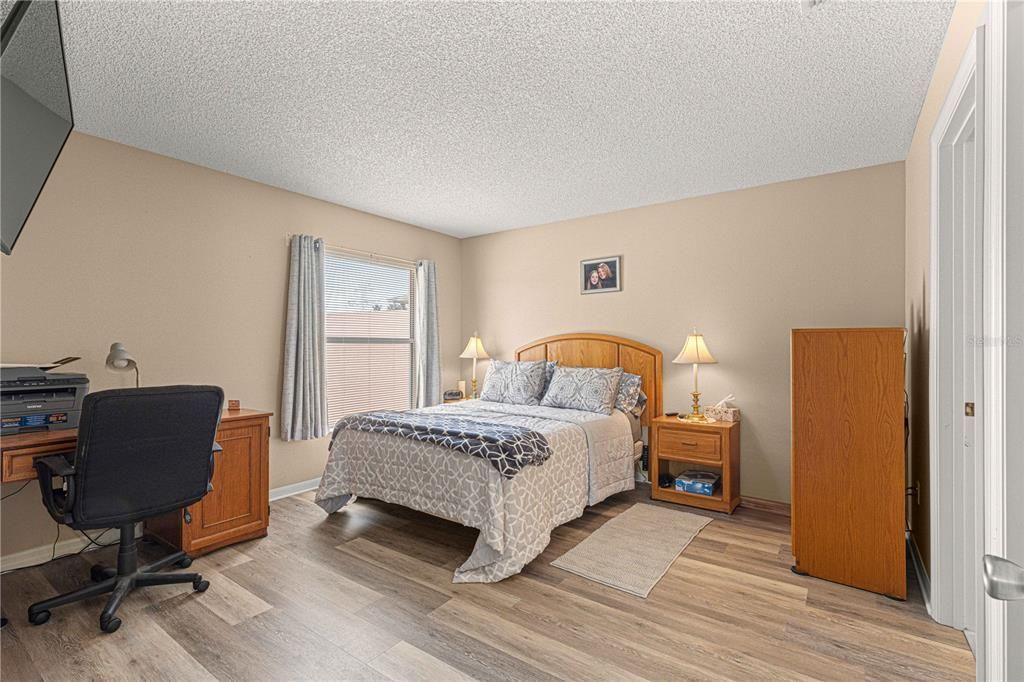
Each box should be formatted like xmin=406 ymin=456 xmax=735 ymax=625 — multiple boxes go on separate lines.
xmin=281 ymin=234 xmax=327 ymax=440
xmin=414 ymin=259 xmax=441 ymax=407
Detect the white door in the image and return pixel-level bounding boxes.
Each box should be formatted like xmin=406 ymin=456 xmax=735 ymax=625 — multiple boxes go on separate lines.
xmin=980 ymin=1 xmax=1024 ymax=679
xmin=929 ymin=25 xmax=985 ymax=645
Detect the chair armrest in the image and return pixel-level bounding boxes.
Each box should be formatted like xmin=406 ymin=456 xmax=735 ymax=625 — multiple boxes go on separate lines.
xmin=35 ymin=452 xmax=76 ymax=477
xmin=208 ymin=442 xmax=222 ymax=492
xmin=34 ymin=452 xmax=76 ymax=524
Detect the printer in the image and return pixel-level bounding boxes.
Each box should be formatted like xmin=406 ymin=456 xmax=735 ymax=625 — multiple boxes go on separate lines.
xmin=1 ymin=366 xmax=89 ymax=435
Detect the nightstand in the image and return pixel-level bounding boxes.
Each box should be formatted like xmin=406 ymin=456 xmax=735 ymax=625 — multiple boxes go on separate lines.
xmin=443 ymin=397 xmax=469 ymax=404
xmin=650 ymin=416 xmax=740 ymax=513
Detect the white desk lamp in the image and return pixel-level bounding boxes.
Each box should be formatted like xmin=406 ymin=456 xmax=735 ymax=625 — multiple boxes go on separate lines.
xmin=672 ymin=330 xmax=717 ymax=422
xmin=459 ymin=333 xmax=489 ymax=398
xmin=105 ymin=342 xmax=140 ymax=388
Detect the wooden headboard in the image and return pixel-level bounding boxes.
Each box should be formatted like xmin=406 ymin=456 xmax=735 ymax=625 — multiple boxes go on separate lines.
xmin=515 ymin=333 xmax=663 ymax=427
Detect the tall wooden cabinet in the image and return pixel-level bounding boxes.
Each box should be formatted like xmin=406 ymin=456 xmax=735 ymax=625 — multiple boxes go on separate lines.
xmin=791 ymin=328 xmax=906 ymax=599
xmin=146 ymin=409 xmax=272 ymax=557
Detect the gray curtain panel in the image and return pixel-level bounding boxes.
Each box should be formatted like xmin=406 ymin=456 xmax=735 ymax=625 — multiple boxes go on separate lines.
xmin=281 ymin=234 xmax=327 ymax=440
xmin=414 ymin=259 xmax=442 ymax=408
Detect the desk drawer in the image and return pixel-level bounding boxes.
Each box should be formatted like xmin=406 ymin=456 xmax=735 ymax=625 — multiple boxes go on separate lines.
xmin=658 ymin=428 xmax=721 ymax=462
xmin=3 ymin=450 xmax=38 ymax=481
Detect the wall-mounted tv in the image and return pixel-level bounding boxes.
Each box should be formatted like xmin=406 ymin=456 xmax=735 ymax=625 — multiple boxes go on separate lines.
xmin=1 ymin=0 xmax=74 ymax=255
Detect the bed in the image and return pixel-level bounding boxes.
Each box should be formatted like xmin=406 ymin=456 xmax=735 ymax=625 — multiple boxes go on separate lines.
xmin=315 ymin=333 xmax=664 ymax=582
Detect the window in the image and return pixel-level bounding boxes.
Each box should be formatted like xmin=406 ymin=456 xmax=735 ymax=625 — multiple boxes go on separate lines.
xmin=324 ymin=249 xmax=415 ymax=422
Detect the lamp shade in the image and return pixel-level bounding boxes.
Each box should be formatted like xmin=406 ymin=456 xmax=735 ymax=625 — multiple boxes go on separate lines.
xmin=459 ymin=334 xmax=489 ymax=360
xmin=105 ymin=342 xmax=137 ymax=370
xmin=672 ymin=331 xmax=717 ymax=365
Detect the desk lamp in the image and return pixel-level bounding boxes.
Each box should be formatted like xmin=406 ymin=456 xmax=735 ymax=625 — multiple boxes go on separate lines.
xmin=106 ymin=342 xmax=140 ymax=388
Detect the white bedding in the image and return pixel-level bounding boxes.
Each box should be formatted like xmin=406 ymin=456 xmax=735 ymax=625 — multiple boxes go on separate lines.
xmin=315 ymin=399 xmax=635 ymax=582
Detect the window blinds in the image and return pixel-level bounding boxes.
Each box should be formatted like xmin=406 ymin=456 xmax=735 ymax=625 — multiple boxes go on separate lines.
xmin=324 ymin=250 xmax=415 ymax=422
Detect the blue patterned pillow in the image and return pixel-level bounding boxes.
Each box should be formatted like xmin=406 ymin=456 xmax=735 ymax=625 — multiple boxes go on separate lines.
xmin=632 ymin=389 xmax=648 ymax=417
xmin=615 ymin=373 xmax=643 ymax=414
xmin=543 ymin=361 xmax=558 ymax=393
xmin=540 ymin=366 xmax=625 ymax=415
xmin=479 ymin=360 xmax=548 ymax=405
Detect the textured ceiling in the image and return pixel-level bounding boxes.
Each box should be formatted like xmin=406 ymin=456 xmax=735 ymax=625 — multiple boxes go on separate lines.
xmin=57 ymin=1 xmax=953 ymax=238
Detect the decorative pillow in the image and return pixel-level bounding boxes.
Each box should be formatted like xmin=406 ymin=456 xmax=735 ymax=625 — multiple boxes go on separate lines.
xmin=615 ymin=373 xmax=643 ymax=414
xmin=479 ymin=360 xmax=548 ymax=405
xmin=632 ymin=389 xmax=648 ymax=417
xmin=540 ymin=366 xmax=625 ymax=415
xmin=543 ymin=361 xmax=558 ymax=393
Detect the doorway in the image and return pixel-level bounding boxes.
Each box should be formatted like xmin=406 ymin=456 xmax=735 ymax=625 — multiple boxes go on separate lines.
xmin=928 ymin=25 xmax=985 ymax=649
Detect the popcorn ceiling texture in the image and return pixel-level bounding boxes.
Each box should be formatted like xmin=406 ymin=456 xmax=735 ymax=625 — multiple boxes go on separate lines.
xmin=58 ymin=1 xmax=953 ymax=237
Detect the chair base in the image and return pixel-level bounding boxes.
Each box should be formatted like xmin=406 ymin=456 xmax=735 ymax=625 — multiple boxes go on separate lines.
xmin=27 ymin=525 xmax=208 ymax=633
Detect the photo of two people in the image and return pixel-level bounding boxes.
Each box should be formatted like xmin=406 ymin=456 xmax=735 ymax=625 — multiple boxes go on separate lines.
xmin=580 ymin=256 xmax=621 ymax=294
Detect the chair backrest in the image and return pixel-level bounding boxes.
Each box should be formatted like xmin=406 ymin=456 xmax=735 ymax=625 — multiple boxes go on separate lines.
xmin=72 ymin=385 xmax=224 ymax=527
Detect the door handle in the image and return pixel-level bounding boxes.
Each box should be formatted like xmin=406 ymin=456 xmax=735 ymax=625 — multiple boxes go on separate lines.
xmin=982 ymin=555 xmax=1024 ymax=600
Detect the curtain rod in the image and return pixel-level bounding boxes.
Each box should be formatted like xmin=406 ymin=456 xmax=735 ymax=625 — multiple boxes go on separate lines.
xmin=287 ymin=234 xmax=417 ymax=268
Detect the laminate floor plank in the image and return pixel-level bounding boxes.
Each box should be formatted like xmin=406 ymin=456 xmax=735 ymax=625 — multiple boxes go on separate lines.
xmin=368 ymin=640 xmax=477 ymax=682
xmin=2 ymin=485 xmax=971 ymax=682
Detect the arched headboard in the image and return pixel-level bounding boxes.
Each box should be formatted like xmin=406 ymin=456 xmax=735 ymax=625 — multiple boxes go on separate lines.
xmin=515 ymin=333 xmax=663 ymax=427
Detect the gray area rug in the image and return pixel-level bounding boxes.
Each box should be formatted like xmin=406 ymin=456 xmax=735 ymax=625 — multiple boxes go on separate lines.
xmin=552 ymin=503 xmax=712 ymax=597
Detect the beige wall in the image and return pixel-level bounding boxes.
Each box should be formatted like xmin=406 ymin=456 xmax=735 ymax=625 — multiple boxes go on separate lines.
xmin=0 ymin=132 xmax=461 ymax=559
xmin=904 ymin=0 xmax=986 ymax=575
xmin=461 ymin=162 xmax=906 ymax=503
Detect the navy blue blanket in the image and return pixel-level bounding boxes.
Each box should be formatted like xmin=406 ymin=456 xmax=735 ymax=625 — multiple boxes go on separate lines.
xmin=332 ymin=410 xmax=552 ymax=479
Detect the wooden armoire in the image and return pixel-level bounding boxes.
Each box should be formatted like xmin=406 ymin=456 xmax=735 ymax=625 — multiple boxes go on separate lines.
xmin=791 ymin=328 xmax=906 ymax=599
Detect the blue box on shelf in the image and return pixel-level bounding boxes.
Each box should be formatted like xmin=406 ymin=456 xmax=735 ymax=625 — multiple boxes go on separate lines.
xmin=674 ymin=470 xmax=719 ymax=496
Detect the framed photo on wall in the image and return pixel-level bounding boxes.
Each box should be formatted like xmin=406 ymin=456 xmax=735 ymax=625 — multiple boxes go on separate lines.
xmin=580 ymin=256 xmax=622 ymax=294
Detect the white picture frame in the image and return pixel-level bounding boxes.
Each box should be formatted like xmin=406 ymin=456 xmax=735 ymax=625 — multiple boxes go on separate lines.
xmin=580 ymin=256 xmax=622 ymax=294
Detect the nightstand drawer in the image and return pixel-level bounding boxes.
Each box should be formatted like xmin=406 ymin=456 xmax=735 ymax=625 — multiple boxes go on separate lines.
xmin=658 ymin=428 xmax=721 ymax=462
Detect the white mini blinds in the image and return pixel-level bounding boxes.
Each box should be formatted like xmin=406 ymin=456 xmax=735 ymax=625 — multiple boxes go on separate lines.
xmin=324 ymin=249 xmax=416 ymax=423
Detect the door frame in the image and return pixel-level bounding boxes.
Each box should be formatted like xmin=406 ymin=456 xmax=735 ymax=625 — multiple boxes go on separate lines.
xmin=981 ymin=0 xmax=1011 ymax=676
xmin=928 ymin=27 xmax=985 ymax=641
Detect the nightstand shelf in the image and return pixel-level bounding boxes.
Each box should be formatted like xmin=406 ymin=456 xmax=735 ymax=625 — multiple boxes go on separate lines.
xmin=650 ymin=416 xmax=740 ymax=514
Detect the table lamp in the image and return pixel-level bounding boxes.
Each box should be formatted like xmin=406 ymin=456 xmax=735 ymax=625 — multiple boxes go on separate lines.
xmin=672 ymin=330 xmax=717 ymax=422
xmin=105 ymin=342 xmax=140 ymax=388
xmin=459 ymin=332 xmax=489 ymax=398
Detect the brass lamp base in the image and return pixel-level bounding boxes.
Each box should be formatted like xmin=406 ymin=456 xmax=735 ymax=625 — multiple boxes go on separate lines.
xmin=680 ymin=390 xmax=709 ymax=423
xmin=470 ymin=377 xmax=478 ymax=399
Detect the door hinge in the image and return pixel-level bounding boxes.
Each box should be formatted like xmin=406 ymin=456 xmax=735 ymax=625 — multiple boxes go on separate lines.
xmin=965 ymin=402 xmax=975 ymax=417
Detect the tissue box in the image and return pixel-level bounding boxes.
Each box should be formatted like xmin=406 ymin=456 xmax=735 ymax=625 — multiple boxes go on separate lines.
xmin=674 ymin=470 xmax=719 ymax=496
xmin=705 ymin=405 xmax=740 ymax=422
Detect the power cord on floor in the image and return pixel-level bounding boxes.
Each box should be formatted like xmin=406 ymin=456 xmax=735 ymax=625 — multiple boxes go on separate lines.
xmin=1 ymin=481 xmax=31 ymax=500
xmin=1 ymin=526 xmax=120 ymax=576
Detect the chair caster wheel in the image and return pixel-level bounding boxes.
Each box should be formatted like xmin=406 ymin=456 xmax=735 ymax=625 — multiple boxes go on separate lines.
xmin=100 ymin=615 xmax=121 ymax=633
xmin=28 ymin=610 xmax=50 ymax=626
xmin=90 ymin=565 xmax=108 ymax=583
xmin=175 ymin=556 xmax=193 ymax=568
xmin=192 ymin=577 xmax=209 ymax=592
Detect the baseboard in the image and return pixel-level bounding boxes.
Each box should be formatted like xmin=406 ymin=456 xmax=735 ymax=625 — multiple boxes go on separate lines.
xmin=269 ymin=477 xmax=320 ymax=502
xmin=0 ymin=534 xmax=101 ymax=573
xmin=908 ymin=532 xmax=932 ymax=616
xmin=740 ymin=496 xmax=791 ymax=516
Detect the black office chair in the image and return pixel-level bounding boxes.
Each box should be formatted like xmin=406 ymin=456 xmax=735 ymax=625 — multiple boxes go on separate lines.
xmin=27 ymin=385 xmax=224 ymax=633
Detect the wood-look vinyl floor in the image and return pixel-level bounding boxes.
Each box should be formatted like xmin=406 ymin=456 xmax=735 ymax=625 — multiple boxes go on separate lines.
xmin=1 ymin=486 xmax=973 ymax=681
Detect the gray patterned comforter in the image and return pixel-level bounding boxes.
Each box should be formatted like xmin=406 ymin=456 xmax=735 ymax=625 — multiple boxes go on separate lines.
xmin=315 ymin=400 xmax=635 ymax=583
xmin=331 ymin=410 xmax=552 ymax=479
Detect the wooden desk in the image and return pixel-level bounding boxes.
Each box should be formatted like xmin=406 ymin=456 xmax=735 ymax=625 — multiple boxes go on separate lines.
xmin=1 ymin=408 xmax=273 ymax=557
